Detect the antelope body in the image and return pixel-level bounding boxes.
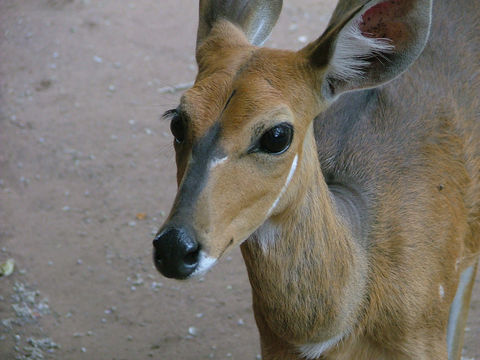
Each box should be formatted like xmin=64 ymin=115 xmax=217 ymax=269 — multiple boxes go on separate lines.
xmin=152 ymin=0 xmax=480 ymax=359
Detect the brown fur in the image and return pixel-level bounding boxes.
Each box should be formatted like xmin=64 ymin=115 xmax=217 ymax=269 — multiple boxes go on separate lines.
xmin=161 ymin=0 xmax=480 ymax=359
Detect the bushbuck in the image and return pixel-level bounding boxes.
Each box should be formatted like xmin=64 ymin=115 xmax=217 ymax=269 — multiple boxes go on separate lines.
xmin=152 ymin=0 xmax=480 ymax=358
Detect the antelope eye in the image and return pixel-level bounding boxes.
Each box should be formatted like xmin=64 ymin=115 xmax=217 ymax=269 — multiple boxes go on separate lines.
xmin=170 ymin=115 xmax=185 ymax=143
xmin=259 ymin=123 xmax=293 ymax=154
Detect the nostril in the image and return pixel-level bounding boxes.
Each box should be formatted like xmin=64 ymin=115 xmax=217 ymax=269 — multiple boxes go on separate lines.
xmin=184 ymin=246 xmax=200 ymax=266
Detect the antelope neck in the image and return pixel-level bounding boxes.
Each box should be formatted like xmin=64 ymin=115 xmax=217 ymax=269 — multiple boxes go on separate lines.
xmin=242 ymin=152 xmax=368 ymax=345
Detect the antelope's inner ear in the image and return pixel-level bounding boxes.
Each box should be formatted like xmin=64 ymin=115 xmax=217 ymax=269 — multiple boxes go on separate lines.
xmin=196 ymin=0 xmax=283 ymax=51
xmin=301 ymin=0 xmax=432 ymax=100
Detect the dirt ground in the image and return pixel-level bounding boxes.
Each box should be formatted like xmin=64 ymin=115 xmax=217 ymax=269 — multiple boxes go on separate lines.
xmin=0 ymin=1 xmax=478 ymax=359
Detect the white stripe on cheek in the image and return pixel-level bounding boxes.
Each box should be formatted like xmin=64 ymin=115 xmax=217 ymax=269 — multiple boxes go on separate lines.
xmin=267 ymin=154 xmax=298 ymax=216
xmin=209 ymin=156 xmax=228 ymax=170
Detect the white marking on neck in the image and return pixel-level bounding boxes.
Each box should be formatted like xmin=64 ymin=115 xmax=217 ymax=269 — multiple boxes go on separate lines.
xmin=209 ymin=156 xmax=228 ymax=170
xmin=439 ymin=284 xmax=445 ymax=299
xmin=254 ymin=220 xmax=281 ymax=253
xmin=190 ymin=251 xmax=216 ymax=278
xmin=298 ymin=332 xmax=346 ymax=359
xmin=266 ymin=154 xmax=298 ymax=217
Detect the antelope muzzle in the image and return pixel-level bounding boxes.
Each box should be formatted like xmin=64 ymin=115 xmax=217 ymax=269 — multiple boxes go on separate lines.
xmin=153 ymin=226 xmax=200 ymax=279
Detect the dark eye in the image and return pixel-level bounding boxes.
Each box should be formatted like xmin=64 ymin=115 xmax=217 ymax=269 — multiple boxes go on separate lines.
xmin=259 ymin=123 xmax=293 ymax=154
xmin=170 ymin=115 xmax=185 ymax=143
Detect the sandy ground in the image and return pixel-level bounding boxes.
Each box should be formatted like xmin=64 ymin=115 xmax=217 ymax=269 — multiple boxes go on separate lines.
xmin=0 ymin=1 xmax=478 ymax=359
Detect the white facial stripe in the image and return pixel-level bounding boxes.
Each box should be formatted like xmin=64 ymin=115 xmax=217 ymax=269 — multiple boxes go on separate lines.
xmin=267 ymin=154 xmax=298 ymax=216
xmin=190 ymin=251 xmax=217 ymax=278
xmin=209 ymin=156 xmax=228 ymax=170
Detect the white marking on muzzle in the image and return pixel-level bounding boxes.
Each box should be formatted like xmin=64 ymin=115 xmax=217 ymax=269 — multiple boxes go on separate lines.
xmin=190 ymin=251 xmax=217 ymax=278
xmin=266 ymin=154 xmax=298 ymax=217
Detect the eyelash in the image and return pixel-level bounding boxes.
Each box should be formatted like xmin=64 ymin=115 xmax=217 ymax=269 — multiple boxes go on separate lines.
xmin=162 ymin=108 xmax=178 ymax=120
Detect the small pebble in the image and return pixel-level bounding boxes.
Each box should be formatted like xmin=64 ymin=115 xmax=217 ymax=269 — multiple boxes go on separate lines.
xmin=81 ymin=347 xmax=87 ymax=353
xmin=297 ymin=35 xmax=308 ymax=43
xmin=93 ymin=55 xmax=103 ymax=63
xmin=188 ymin=326 xmax=198 ymax=336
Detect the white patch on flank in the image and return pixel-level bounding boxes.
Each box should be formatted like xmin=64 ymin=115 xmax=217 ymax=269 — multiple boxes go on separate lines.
xmin=209 ymin=156 xmax=228 ymax=170
xmin=266 ymin=154 xmax=298 ymax=217
xmin=190 ymin=251 xmax=216 ymax=278
xmin=298 ymin=332 xmax=346 ymax=360
xmin=439 ymin=284 xmax=445 ymax=299
xmin=330 ymin=19 xmax=394 ymax=82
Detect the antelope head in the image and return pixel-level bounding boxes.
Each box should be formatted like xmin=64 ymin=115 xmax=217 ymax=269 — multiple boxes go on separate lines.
xmin=153 ymin=0 xmax=432 ymax=279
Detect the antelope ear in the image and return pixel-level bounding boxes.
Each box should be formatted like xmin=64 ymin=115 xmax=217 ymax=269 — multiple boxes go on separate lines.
xmin=196 ymin=0 xmax=283 ymax=50
xmin=302 ymin=0 xmax=432 ymax=101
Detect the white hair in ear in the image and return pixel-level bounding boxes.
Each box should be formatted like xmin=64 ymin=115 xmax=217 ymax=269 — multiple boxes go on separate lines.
xmin=329 ymin=19 xmax=395 ymax=82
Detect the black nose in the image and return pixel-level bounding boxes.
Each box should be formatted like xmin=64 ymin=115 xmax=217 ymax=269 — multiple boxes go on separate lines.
xmin=152 ymin=227 xmax=200 ymax=279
